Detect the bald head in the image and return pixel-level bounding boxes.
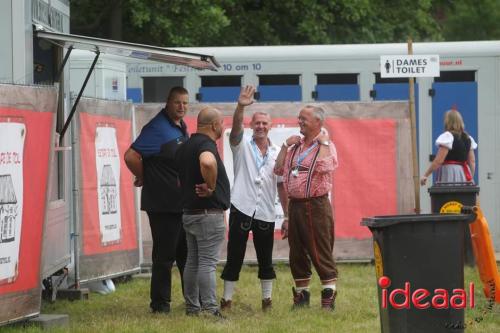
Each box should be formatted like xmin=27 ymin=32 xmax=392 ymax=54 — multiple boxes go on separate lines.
xmin=197 ymin=107 xmax=225 ymax=140
xmin=197 ymin=107 xmax=221 ymax=126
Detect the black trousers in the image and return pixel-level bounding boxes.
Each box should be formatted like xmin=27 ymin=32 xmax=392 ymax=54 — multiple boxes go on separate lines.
xmin=221 ymin=205 xmax=276 ymax=281
xmin=147 ymin=212 xmax=187 ymax=310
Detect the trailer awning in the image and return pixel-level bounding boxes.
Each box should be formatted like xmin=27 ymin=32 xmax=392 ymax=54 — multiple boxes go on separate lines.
xmin=34 ymin=26 xmax=219 ymax=144
xmin=35 ymin=28 xmax=219 ymax=70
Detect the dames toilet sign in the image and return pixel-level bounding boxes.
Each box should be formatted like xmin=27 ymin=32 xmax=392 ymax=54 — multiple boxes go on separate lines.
xmin=380 ymin=55 xmax=440 ymax=78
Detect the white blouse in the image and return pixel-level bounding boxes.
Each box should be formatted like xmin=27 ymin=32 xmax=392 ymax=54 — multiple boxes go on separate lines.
xmin=435 ymin=131 xmax=478 ymax=150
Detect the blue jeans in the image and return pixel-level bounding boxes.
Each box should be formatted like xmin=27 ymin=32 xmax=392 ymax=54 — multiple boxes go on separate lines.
xmin=182 ymin=212 xmax=225 ymax=314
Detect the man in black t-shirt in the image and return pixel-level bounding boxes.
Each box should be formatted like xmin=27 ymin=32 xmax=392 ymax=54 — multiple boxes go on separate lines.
xmin=175 ymin=107 xmax=230 ymax=318
xmin=124 ymin=87 xmax=189 ymax=314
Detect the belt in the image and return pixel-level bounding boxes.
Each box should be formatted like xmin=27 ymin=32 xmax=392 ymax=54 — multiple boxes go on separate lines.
xmin=443 ymin=160 xmax=472 ymax=181
xmin=288 ymin=194 xmax=328 ymax=202
xmin=183 ymin=208 xmax=224 ymax=215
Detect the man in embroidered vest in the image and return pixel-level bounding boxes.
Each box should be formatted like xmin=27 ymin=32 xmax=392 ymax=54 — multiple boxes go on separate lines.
xmin=274 ymin=105 xmax=339 ymax=310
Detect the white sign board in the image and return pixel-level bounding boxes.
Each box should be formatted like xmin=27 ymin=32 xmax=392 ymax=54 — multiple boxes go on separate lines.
xmin=380 ymin=55 xmax=440 ymax=78
xmin=95 ymin=125 xmax=122 ymax=246
xmin=0 ymin=121 xmax=25 ymax=285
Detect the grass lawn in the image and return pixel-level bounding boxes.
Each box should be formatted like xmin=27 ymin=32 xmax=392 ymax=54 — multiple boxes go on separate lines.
xmin=2 ymin=263 xmax=499 ymax=333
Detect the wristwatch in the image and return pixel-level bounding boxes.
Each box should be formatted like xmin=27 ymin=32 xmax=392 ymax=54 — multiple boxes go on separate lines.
xmin=318 ymin=140 xmax=330 ymax=146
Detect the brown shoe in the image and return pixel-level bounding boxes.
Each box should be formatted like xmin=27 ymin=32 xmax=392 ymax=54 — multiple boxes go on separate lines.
xmin=321 ymin=288 xmax=337 ymax=310
xmin=292 ymin=287 xmax=310 ymax=308
xmin=220 ymin=298 xmax=232 ymax=310
xmin=262 ymin=298 xmax=272 ymax=311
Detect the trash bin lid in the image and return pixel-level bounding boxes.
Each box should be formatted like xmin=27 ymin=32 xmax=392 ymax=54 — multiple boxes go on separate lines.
xmin=428 ymin=183 xmax=479 ymax=194
xmin=360 ymin=213 xmax=475 ymax=228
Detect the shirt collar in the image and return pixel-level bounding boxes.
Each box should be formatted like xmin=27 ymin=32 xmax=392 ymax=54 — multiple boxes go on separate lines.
xmin=251 ymin=135 xmax=273 ymax=146
xmin=162 ymin=108 xmax=187 ymax=135
xmin=299 ymin=134 xmax=322 ymax=147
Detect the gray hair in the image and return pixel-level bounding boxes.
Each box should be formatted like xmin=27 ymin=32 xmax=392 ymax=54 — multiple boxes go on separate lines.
xmin=305 ymin=105 xmax=325 ymax=124
xmin=251 ymin=111 xmax=271 ymax=122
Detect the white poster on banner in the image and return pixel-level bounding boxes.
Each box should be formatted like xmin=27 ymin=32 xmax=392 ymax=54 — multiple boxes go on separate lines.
xmin=223 ymin=126 xmax=300 ymax=230
xmin=95 ymin=125 xmax=122 ymax=245
xmin=0 ymin=120 xmax=25 ymax=284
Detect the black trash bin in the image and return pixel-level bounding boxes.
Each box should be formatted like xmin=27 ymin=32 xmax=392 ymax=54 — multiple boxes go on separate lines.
xmin=428 ymin=183 xmax=479 ymax=266
xmin=361 ymin=213 xmax=476 ymax=333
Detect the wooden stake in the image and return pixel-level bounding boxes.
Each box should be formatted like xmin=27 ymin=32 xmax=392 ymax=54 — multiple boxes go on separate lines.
xmin=408 ymin=38 xmax=420 ymax=213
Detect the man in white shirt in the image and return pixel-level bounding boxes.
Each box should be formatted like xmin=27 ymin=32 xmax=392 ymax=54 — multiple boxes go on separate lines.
xmin=220 ymin=85 xmax=288 ymax=311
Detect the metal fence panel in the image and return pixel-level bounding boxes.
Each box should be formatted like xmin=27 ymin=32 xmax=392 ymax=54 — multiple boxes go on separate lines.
xmin=73 ymin=98 xmax=139 ymax=282
xmin=0 ymin=84 xmax=57 ymax=325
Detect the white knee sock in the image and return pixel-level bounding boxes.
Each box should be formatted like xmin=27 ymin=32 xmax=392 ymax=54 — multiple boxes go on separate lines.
xmin=322 ymin=284 xmax=336 ymax=291
xmin=295 ymin=286 xmax=309 ymax=292
xmin=261 ymin=279 xmax=273 ymax=299
xmin=223 ymin=280 xmax=236 ymax=300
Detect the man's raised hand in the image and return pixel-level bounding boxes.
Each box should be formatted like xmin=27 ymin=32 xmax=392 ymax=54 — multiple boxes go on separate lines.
xmin=237 ymin=85 xmax=256 ymax=107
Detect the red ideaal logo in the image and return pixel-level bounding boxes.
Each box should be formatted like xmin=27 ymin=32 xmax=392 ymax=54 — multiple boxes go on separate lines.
xmin=378 ymin=276 xmax=475 ymax=309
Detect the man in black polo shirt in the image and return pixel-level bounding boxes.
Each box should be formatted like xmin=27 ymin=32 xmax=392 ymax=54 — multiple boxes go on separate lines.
xmin=175 ymin=107 xmax=230 ymax=317
xmin=124 ymin=86 xmax=189 ymax=314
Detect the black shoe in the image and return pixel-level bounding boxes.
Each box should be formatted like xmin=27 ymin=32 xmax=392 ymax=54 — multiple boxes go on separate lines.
xmin=212 ymin=309 xmax=227 ymax=321
xmin=151 ymin=303 xmax=171 ymax=314
xmin=186 ymin=310 xmax=200 ymax=316
xmin=292 ymin=287 xmax=310 ymax=308
xmin=321 ymin=288 xmax=337 ymax=311
xmin=199 ymin=309 xmax=227 ymax=321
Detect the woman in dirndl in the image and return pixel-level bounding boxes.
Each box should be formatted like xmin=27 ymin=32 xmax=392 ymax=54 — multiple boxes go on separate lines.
xmin=420 ymin=109 xmax=477 ymax=186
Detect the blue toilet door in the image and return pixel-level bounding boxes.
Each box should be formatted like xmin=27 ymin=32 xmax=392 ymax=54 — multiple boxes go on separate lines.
xmin=373 ymin=82 xmax=419 ymax=112
xmin=431 ymin=82 xmax=478 ymax=184
xmin=373 ymin=82 xmax=420 ymax=152
xmin=198 ymin=87 xmax=241 ymax=102
xmin=257 ymin=85 xmax=302 ymax=102
xmin=315 ymin=84 xmax=360 ymax=101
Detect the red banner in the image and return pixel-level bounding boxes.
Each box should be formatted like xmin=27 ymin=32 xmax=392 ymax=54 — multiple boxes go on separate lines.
xmin=0 ymin=108 xmax=52 ymax=293
xmin=80 ymin=113 xmax=137 ymax=255
xmin=179 ymin=116 xmax=397 ymax=240
xmin=327 ymin=119 xmax=397 ymax=239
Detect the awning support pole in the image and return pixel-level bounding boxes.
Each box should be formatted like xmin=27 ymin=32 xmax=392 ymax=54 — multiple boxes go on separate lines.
xmin=55 ymin=45 xmax=73 ymax=82
xmin=59 ymin=51 xmax=100 ymax=145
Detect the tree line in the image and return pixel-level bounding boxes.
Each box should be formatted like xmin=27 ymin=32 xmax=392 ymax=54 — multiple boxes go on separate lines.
xmin=70 ymin=0 xmax=500 ymax=47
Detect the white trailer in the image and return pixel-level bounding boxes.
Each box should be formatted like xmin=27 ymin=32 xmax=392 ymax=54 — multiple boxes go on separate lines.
xmin=0 ymin=0 xmax=218 ymax=324
xmin=126 ymin=42 xmax=500 ymax=251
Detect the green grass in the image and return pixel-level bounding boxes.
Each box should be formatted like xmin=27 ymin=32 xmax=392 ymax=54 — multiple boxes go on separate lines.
xmin=2 ymin=264 xmax=499 ymax=332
